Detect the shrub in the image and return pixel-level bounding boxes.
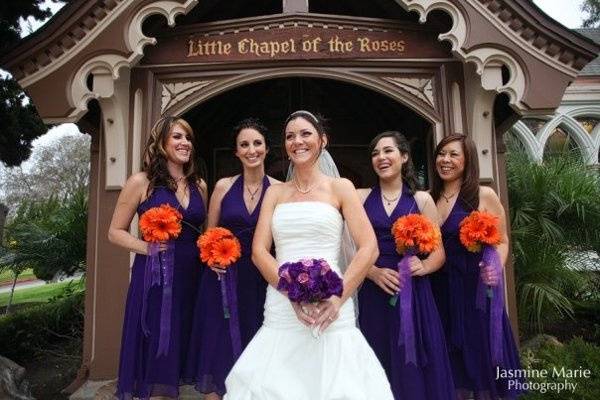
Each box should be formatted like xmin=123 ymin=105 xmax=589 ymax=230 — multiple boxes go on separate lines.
xmin=506 ymin=144 xmax=600 ymax=331
xmin=520 ymin=338 xmax=600 ymax=399
xmin=0 ymin=290 xmax=84 ymax=363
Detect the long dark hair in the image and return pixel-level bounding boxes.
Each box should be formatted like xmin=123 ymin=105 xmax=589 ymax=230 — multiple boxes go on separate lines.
xmin=369 ymin=131 xmax=418 ymax=194
xmin=431 ymin=134 xmax=479 ymax=210
xmin=142 ymin=116 xmax=199 ymax=196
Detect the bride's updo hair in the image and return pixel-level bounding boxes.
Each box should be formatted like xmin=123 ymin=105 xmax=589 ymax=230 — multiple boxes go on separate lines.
xmin=142 ymin=116 xmax=199 ymax=196
xmin=369 ymin=130 xmax=419 ymax=194
xmin=282 ymin=110 xmax=328 ymax=163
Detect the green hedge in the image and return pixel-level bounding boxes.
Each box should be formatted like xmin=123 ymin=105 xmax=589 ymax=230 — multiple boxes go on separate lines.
xmin=0 ymin=290 xmax=84 ymax=363
xmin=521 ymin=338 xmax=600 ymax=399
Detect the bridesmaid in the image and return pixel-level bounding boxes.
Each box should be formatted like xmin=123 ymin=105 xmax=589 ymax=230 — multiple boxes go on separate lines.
xmin=108 ymin=116 xmax=207 ymax=399
xmin=357 ymin=131 xmax=456 ymax=400
xmin=186 ymin=118 xmax=280 ymax=399
xmin=429 ymin=134 xmax=522 ymax=399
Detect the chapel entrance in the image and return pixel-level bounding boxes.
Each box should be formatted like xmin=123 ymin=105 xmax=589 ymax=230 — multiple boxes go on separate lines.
xmin=182 ymin=77 xmax=433 ymax=189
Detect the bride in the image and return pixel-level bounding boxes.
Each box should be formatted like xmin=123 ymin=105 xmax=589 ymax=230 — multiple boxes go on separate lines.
xmin=224 ymin=111 xmax=393 ymax=399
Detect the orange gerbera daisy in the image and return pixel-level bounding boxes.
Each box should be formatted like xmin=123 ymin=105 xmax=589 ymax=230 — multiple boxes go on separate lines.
xmin=459 ymin=211 xmax=501 ymax=252
xmin=211 ymin=238 xmax=242 ymax=267
xmin=139 ymin=204 xmax=182 ymax=242
xmin=391 ymin=213 xmax=441 ymax=255
xmin=197 ymin=227 xmax=241 ymax=267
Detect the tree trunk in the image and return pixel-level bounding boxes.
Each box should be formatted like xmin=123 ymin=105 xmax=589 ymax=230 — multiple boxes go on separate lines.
xmin=0 ymin=203 xmax=7 ymax=243
xmin=5 ymin=272 xmax=19 ymax=315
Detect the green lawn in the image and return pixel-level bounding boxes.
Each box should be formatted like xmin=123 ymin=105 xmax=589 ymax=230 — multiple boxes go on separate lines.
xmin=0 ymin=279 xmax=84 ymax=308
xmin=0 ymin=268 xmax=36 ymax=285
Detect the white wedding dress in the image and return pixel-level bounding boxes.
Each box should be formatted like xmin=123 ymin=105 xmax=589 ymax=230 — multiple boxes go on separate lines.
xmin=224 ymin=201 xmax=393 ymax=400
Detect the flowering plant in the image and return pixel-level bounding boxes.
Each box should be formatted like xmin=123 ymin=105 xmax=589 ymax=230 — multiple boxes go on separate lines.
xmin=138 ymin=203 xmax=183 ymax=357
xmin=139 ymin=203 xmax=182 ymax=242
xmin=459 ymin=210 xmax=505 ymax=366
xmin=390 ymin=213 xmax=440 ymax=365
xmin=197 ymin=227 xmax=242 ymax=268
xmin=277 ymin=258 xmax=343 ymax=303
xmin=459 ymin=210 xmax=501 ymax=252
xmin=391 ymin=213 xmax=441 ymax=255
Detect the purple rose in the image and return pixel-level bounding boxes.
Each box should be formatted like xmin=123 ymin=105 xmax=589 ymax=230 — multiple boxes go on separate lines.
xmin=320 ymin=260 xmax=331 ymax=275
xmin=288 ymin=284 xmax=303 ymax=302
xmin=301 ymin=258 xmax=314 ymax=267
xmin=279 ymin=267 xmax=292 ymax=283
xmin=324 ymin=270 xmax=343 ymax=297
xmin=297 ymin=272 xmax=310 ymax=285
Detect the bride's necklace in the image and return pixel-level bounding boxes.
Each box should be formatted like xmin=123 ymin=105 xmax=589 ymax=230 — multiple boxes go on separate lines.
xmin=293 ymin=176 xmax=319 ymax=194
xmin=441 ymin=189 xmax=460 ymax=203
xmin=381 ymin=191 xmax=400 ymax=206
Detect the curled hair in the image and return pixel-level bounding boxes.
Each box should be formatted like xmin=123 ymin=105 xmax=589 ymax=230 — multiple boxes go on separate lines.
xmin=430 ymin=134 xmax=480 ymax=211
xmin=369 ymin=131 xmax=419 ymax=194
xmin=282 ymin=110 xmax=328 ymax=164
xmin=142 ymin=116 xmax=199 ymax=196
xmin=231 ymin=117 xmax=270 ymax=149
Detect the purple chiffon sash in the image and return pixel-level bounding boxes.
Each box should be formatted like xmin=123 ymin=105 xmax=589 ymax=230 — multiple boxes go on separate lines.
xmin=221 ymin=267 xmax=242 ymax=358
xmin=141 ymin=241 xmax=175 ymax=357
xmin=396 ymin=251 xmax=416 ymax=365
xmin=475 ymin=245 xmax=505 ymax=366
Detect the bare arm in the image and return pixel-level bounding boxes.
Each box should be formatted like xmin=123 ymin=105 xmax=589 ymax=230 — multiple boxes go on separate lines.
xmin=413 ymin=191 xmax=446 ymax=275
xmin=251 ymin=185 xmax=280 ymax=286
xmin=206 ymin=177 xmax=234 ymax=229
xmin=480 ymin=186 xmax=510 ymax=266
xmin=107 ymin=172 xmax=150 ymax=255
xmin=356 ymin=188 xmax=372 ymax=204
xmin=336 ymin=179 xmax=379 ymax=303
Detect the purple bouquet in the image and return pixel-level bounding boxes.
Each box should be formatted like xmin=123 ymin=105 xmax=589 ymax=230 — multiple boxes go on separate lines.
xmin=277 ymin=258 xmax=343 ymax=303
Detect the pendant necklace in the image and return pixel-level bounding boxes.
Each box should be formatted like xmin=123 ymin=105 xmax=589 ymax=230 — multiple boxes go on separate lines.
xmin=381 ymin=191 xmax=400 ymax=206
xmin=441 ymin=190 xmax=459 ymax=203
xmin=246 ymin=184 xmax=260 ymax=201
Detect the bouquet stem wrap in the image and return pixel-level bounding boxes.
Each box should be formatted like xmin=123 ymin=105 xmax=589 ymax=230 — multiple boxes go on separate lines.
xmin=396 ymin=249 xmax=416 ymax=366
xmin=221 ymin=267 xmax=242 ymax=358
xmin=142 ymin=241 xmax=175 ymax=357
xmin=475 ymin=245 xmax=504 ymax=366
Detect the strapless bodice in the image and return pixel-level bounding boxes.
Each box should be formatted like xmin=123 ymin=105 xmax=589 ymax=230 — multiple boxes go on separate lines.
xmin=272 ymin=201 xmax=342 ymax=272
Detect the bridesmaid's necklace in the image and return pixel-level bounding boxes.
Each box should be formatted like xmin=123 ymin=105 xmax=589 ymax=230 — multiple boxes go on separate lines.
xmin=246 ymin=184 xmax=261 ymax=201
xmin=441 ymin=189 xmax=460 ymax=203
xmin=381 ymin=191 xmax=400 ymax=206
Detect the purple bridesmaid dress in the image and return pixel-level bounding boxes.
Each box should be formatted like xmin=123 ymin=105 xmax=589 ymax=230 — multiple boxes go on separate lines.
xmin=430 ymin=197 xmax=523 ymax=399
xmin=359 ymin=184 xmax=456 ymax=400
xmin=185 ymin=175 xmax=270 ymax=396
xmin=116 ymin=184 xmax=206 ymax=400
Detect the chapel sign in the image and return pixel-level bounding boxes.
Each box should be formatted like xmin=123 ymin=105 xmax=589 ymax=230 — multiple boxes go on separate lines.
xmin=141 ymin=22 xmax=450 ymax=64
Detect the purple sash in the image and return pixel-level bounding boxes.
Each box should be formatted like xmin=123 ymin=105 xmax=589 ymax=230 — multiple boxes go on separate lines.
xmin=395 ymin=249 xmax=416 ymax=365
xmin=220 ymin=267 xmax=242 ymax=358
xmin=475 ymin=245 xmax=504 ymax=366
xmin=141 ymin=241 xmax=175 ymax=357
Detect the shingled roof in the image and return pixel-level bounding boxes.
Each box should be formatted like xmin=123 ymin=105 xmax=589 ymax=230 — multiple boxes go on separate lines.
xmin=576 ymin=28 xmax=600 ymax=76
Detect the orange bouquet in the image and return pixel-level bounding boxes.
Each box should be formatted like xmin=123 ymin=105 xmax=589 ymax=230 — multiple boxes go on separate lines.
xmin=458 ymin=211 xmax=501 ymax=252
xmin=390 ymin=213 xmax=441 ymax=366
xmin=139 ymin=203 xmax=182 ymax=242
xmin=460 ymin=210 xmax=505 ymax=365
xmin=391 ymin=213 xmax=441 ymax=255
xmin=138 ymin=203 xmax=183 ymax=357
xmin=197 ymin=227 xmax=242 ymax=337
xmin=197 ymin=227 xmax=242 ymax=267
